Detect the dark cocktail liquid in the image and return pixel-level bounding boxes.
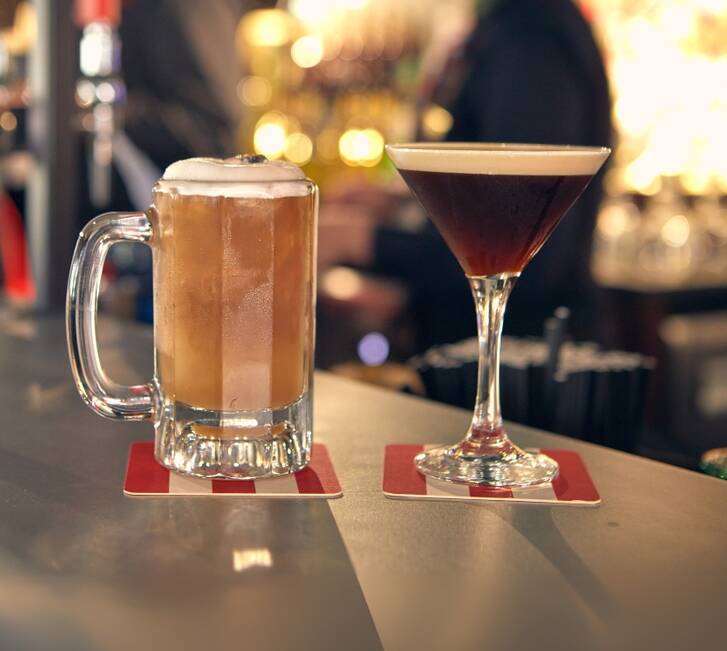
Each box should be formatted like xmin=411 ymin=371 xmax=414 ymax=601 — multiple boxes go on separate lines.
xmin=397 ymin=169 xmax=593 ymax=276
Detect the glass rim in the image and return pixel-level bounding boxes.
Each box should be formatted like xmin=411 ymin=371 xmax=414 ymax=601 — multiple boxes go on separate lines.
xmin=386 ymin=142 xmax=611 ymax=156
xmin=155 ymin=177 xmax=314 ymax=185
xmin=386 ymin=142 xmax=610 ymax=176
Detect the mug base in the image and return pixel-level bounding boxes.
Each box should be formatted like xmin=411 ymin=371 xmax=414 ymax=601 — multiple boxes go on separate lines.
xmin=154 ymin=393 xmax=312 ymax=479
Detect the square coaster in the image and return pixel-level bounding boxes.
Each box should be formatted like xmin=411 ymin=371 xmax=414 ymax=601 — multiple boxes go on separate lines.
xmin=383 ymin=445 xmax=600 ymax=506
xmin=124 ymin=442 xmax=342 ymax=498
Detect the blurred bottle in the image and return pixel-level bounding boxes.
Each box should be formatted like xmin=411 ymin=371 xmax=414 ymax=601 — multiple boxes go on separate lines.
xmin=637 ymin=177 xmax=697 ymax=286
xmin=692 ymin=194 xmax=727 ymax=279
xmin=592 ymin=196 xmax=641 ymax=283
xmin=75 ymin=0 xmax=123 ymax=209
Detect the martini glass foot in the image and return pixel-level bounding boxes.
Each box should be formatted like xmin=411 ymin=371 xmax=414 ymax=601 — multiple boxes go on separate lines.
xmin=414 ymin=443 xmax=559 ymax=487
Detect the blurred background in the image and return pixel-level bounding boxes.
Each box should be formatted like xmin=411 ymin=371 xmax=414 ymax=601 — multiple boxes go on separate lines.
xmin=1 ymin=0 xmax=726 ymax=474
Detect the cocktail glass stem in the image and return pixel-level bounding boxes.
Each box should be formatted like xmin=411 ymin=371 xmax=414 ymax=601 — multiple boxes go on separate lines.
xmin=467 ymin=274 xmax=518 ymax=452
xmin=413 ymin=273 xmax=558 ymax=485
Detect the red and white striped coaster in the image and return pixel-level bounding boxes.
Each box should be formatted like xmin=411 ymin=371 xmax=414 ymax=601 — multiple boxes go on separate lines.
xmin=124 ymin=442 xmax=342 ymax=498
xmin=383 ymin=445 xmax=600 ymax=506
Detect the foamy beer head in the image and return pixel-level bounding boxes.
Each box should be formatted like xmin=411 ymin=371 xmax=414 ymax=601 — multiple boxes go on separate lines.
xmin=150 ymin=155 xmax=316 ymax=412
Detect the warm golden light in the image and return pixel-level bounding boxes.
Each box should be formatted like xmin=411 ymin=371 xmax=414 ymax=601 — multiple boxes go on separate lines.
xmin=693 ymin=0 xmax=724 ymax=12
xmin=316 ymin=128 xmax=340 ymax=162
xmin=322 ymin=267 xmax=364 ymax=300
xmin=680 ymin=170 xmax=711 ymax=195
xmin=716 ymin=171 xmax=727 ymax=194
xmin=421 ymin=104 xmax=453 ymax=138
xmin=661 ymin=214 xmax=691 ymax=247
xmin=597 ymin=203 xmax=638 ymax=240
xmin=76 ymin=80 xmax=95 ymax=108
xmin=291 ymin=35 xmax=324 ymax=68
xmin=0 ymin=111 xmax=17 ymax=131
xmin=233 ymin=548 xmax=273 ymax=572
xmin=255 ymin=123 xmax=286 ymax=159
xmin=0 ymin=2 xmax=36 ymax=55
xmin=284 ymin=132 xmax=314 ymax=165
xmin=590 ymin=0 xmax=727 ymax=197
xmin=238 ymin=76 xmax=272 ymax=107
xmin=338 ymin=127 xmax=384 ymax=166
xmin=624 ymin=157 xmax=662 ymax=196
xmin=254 ymin=112 xmax=290 ymax=159
xmin=288 ymin=0 xmax=330 ymax=27
xmin=289 ymin=0 xmax=370 ymax=26
xmin=360 ymin=128 xmax=385 ymax=166
xmin=239 ymin=9 xmax=294 ymax=48
xmin=338 ymin=130 xmax=358 ymax=165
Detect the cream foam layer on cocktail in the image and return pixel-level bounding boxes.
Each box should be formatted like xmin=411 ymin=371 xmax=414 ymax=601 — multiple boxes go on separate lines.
xmin=158 ymin=155 xmax=310 ymax=197
xmin=386 ymin=143 xmax=610 ymax=176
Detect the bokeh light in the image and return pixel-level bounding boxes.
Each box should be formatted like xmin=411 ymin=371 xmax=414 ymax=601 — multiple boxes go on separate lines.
xmin=232 ymin=548 xmax=273 ymax=572
xmin=284 ymin=132 xmax=314 ymax=165
xmin=589 ymin=0 xmax=727 ymax=195
xmin=597 ymin=202 xmax=639 ymax=240
xmin=238 ymin=76 xmax=272 ymax=107
xmin=624 ymin=156 xmax=662 ymax=196
xmin=76 ymin=79 xmax=95 ymax=107
xmin=357 ymin=332 xmax=390 ymax=366
xmin=0 ymin=111 xmax=17 ymax=131
xmin=288 ymin=0 xmax=330 ymax=27
xmin=291 ymin=35 xmax=324 ymax=68
xmin=316 ymin=128 xmax=340 ymax=162
xmin=254 ymin=112 xmax=290 ymax=159
xmin=322 ymin=267 xmax=364 ymax=300
xmin=240 ymin=9 xmax=294 ymax=48
xmin=661 ymin=214 xmax=691 ymax=247
xmin=2 ymin=2 xmax=36 ymax=55
xmin=338 ymin=127 xmax=384 ymax=167
xmin=421 ymin=105 xmax=453 ymax=139
xmin=289 ymin=0 xmax=371 ymax=28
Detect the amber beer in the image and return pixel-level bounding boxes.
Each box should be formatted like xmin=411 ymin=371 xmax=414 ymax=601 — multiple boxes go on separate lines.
xmin=66 ymin=155 xmax=317 ymax=479
xmin=150 ymin=156 xmax=316 ymax=476
xmin=151 ymin=181 xmax=315 ymax=415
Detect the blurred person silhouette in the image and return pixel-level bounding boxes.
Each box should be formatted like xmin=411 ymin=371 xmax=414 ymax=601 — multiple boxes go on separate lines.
xmin=80 ymin=0 xmax=251 ymax=218
xmin=319 ymin=0 xmax=611 ymax=351
xmin=77 ymin=0 xmax=268 ymax=320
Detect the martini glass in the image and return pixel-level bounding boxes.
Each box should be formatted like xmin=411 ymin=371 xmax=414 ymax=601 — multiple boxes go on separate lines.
xmin=386 ymin=142 xmax=610 ymax=486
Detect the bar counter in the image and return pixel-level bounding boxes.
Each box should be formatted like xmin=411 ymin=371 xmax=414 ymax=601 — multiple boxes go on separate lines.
xmin=0 ymin=309 xmax=725 ymax=650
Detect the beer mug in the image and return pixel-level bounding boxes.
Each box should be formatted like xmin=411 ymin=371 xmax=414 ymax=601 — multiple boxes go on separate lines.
xmin=67 ymin=156 xmax=317 ymax=479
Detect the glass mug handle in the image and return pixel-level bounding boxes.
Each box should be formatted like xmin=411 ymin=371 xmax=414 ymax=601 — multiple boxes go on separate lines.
xmin=66 ymin=211 xmax=157 ymax=420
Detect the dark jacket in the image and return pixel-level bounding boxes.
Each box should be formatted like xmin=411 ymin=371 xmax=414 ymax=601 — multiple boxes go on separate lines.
xmin=378 ymin=0 xmax=611 ymax=347
xmin=120 ymin=0 xmax=244 ymax=170
xmin=78 ymin=0 xmax=245 ymax=223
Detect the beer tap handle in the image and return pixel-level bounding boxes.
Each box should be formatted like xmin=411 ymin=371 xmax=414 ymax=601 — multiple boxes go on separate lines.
xmin=75 ymin=0 xmax=123 ymax=208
